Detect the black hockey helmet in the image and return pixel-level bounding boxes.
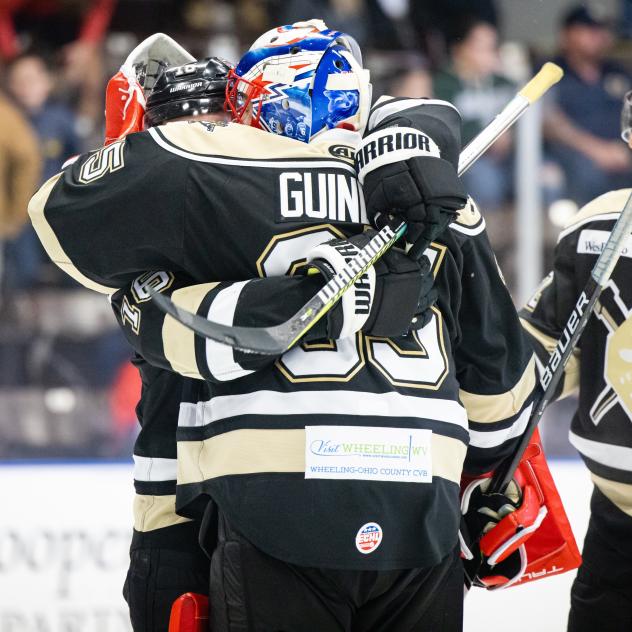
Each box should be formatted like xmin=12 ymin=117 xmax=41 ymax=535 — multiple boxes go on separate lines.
xmin=144 ymin=57 xmax=234 ymax=127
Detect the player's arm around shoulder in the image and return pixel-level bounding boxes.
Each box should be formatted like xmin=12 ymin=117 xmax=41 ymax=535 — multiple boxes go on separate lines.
xmin=111 ymin=270 xmax=330 ymax=382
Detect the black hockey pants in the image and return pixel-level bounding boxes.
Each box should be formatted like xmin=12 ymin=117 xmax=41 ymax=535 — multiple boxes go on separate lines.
xmin=568 ymin=486 xmax=632 ymax=632
xmin=208 ymin=509 xmax=464 ymax=632
xmin=123 ymin=521 xmax=210 ymax=632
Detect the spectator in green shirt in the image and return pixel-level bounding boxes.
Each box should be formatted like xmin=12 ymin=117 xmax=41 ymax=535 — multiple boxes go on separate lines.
xmin=433 ymin=16 xmax=515 ymax=215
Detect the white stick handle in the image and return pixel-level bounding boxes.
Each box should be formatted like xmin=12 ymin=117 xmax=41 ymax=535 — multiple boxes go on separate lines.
xmin=458 ymin=63 xmax=563 ymax=175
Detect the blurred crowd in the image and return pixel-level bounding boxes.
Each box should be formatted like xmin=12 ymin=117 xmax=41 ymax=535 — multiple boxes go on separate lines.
xmin=1 ymin=0 xmax=631 ymax=459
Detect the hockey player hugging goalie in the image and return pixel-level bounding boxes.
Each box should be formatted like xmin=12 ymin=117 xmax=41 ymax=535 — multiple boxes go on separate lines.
xmin=28 ymin=20 xmax=578 ymax=632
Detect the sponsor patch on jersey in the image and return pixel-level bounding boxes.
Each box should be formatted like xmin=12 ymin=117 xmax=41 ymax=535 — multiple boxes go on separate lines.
xmin=355 ymin=522 xmax=383 ymax=554
xmin=577 ymin=229 xmax=632 ymax=258
xmin=304 ymin=426 xmax=432 ymax=483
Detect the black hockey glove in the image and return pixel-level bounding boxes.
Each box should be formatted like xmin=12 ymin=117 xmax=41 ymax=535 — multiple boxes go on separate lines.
xmin=304 ymin=229 xmax=437 ymax=341
xmin=356 ymin=97 xmax=468 ymax=259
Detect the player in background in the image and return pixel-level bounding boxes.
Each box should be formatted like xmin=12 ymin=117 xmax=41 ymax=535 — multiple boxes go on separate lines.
xmin=29 ymin=21 xmax=546 ymax=630
xmin=520 ymin=91 xmax=632 ymax=632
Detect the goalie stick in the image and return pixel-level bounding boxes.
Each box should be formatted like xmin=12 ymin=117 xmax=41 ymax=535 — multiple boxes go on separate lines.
xmin=150 ymin=63 xmax=563 ymax=356
xmin=489 ymin=189 xmax=632 ymax=494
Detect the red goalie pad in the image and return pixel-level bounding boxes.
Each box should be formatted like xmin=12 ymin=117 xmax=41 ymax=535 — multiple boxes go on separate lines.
xmin=168 ymin=593 xmax=209 ymax=632
xmin=511 ymin=429 xmax=582 ymax=586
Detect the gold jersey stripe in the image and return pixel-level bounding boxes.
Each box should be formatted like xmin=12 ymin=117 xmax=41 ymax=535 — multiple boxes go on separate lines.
xmin=177 ymin=428 xmax=466 ymax=485
xmin=459 ymin=355 xmax=537 ymax=423
xmin=557 ymin=188 xmax=631 ymax=243
xmin=591 ymin=473 xmax=632 ymax=517
xmin=28 ymin=173 xmax=117 ymax=295
xmin=162 ymin=283 xmax=219 ymax=380
xmin=596 ymin=304 xmax=618 ymax=332
xmin=565 ymin=188 xmax=631 ymax=229
xmin=156 ymin=121 xmax=354 ymax=164
xmin=520 ymin=317 xmax=580 ymax=398
xmin=133 ymin=494 xmax=191 ymax=532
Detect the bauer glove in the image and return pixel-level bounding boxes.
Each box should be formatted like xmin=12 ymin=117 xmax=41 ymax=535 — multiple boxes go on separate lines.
xmin=459 ymin=474 xmax=547 ymax=589
xmin=356 ymin=97 xmax=468 ymax=260
xmin=304 ymin=229 xmax=437 ymax=340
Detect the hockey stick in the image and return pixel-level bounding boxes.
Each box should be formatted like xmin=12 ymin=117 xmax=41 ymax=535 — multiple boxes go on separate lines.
xmin=150 ymin=63 xmax=563 ymax=356
xmin=488 ymin=190 xmax=632 ymax=494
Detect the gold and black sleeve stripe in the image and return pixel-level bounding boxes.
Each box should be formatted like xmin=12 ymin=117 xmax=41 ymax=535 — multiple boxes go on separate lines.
xmin=111 ymin=272 xmax=326 ymax=383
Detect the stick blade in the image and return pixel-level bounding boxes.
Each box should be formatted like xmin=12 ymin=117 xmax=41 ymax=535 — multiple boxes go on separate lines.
xmin=149 ymin=290 xmax=288 ymax=356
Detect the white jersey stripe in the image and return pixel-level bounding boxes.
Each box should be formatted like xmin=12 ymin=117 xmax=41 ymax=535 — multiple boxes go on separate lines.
xmin=368 ymin=97 xmax=459 ymax=130
xmin=569 ymin=431 xmax=632 ymax=471
xmin=133 ymin=455 xmax=177 ymax=482
xmin=448 ymin=219 xmax=486 ymax=236
xmin=205 ymin=281 xmax=255 ymax=382
xmin=178 ymin=389 xmax=469 ymax=430
xmin=468 ymin=404 xmax=533 ymax=449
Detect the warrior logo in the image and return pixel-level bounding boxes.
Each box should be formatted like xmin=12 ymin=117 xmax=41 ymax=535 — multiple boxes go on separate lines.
xmin=355 ymin=127 xmax=440 ymax=183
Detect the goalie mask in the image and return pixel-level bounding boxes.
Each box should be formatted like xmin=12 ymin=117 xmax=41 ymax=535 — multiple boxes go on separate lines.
xmin=144 ymin=57 xmax=234 ymax=128
xmin=226 ymin=19 xmax=372 ymax=142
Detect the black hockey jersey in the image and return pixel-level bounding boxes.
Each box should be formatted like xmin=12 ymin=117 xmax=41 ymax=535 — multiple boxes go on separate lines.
xmin=521 ymin=189 xmax=632 ymax=518
xmin=29 ymin=117 xmax=536 ymax=570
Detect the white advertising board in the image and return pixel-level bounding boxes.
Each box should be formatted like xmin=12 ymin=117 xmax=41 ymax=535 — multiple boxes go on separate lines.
xmin=0 ymin=463 xmax=134 ymax=632
xmin=0 ymin=460 xmax=592 ymax=632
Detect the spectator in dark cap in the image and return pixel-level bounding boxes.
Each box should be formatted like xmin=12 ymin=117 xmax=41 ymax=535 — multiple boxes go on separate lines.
xmin=562 ymin=5 xmax=608 ymax=29
xmin=544 ymin=4 xmax=632 ymax=206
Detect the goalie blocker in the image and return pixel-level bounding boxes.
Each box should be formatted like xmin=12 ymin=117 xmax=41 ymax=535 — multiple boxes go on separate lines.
xmin=460 ymin=429 xmax=581 ymax=589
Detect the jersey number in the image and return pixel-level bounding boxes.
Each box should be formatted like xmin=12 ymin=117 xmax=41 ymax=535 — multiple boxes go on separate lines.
xmin=258 ymin=226 xmax=449 ymax=389
xmin=79 ymin=141 xmax=125 ymax=184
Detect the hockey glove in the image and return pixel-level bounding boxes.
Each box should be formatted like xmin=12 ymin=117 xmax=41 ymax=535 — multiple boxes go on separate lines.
xmin=460 ymin=474 xmax=547 ymax=589
xmin=305 ymin=230 xmax=437 ymax=340
xmin=356 ymin=97 xmax=468 ymax=259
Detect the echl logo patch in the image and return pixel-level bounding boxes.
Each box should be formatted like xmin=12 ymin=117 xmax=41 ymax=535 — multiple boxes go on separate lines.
xmin=355 ymin=522 xmax=383 ymax=554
